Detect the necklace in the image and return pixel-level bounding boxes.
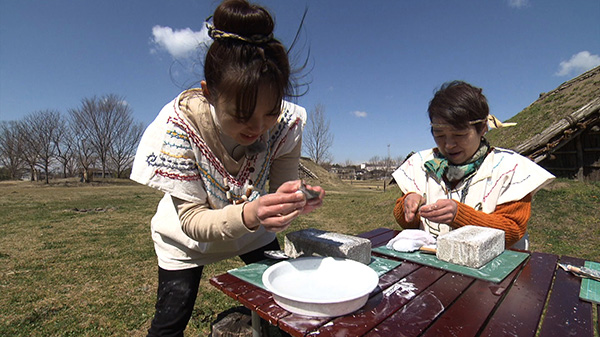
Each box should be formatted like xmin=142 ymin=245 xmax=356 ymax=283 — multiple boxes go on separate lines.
xmin=223 ymin=177 xmax=254 ymax=204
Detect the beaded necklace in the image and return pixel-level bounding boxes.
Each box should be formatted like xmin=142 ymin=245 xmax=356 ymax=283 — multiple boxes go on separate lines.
xmin=223 ymin=177 xmax=254 ymax=204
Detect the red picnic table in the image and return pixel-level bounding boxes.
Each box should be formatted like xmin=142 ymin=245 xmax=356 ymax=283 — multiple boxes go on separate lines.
xmin=210 ymin=227 xmax=599 ymax=337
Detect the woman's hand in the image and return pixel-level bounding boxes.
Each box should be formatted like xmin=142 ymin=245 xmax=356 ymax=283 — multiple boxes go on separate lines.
xmin=419 ymin=199 xmax=458 ymax=225
xmin=297 ymin=182 xmax=325 ymax=214
xmin=242 ymin=180 xmax=324 ymax=233
xmin=403 ymin=193 xmax=426 ymax=222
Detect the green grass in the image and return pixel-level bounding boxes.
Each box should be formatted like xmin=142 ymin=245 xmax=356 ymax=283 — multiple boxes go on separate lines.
xmin=0 ymin=178 xmax=599 ymax=336
xmin=528 ymin=179 xmax=600 ymax=260
xmin=0 ymin=180 xmax=161 ymax=336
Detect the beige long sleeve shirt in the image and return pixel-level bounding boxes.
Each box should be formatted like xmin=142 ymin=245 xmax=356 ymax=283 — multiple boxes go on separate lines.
xmin=173 ymin=141 xmax=301 ymax=242
xmin=130 ymin=89 xmax=306 ymax=269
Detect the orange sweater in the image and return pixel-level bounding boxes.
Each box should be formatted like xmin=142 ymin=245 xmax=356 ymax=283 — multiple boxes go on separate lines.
xmin=393 ymin=193 xmax=532 ymax=247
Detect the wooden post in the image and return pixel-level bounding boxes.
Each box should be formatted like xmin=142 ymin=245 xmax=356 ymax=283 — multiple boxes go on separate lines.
xmin=576 ymin=134 xmax=584 ymax=181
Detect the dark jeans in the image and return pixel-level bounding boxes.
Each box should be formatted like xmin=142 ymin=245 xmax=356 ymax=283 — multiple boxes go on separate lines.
xmin=146 ymin=239 xmax=280 ymax=337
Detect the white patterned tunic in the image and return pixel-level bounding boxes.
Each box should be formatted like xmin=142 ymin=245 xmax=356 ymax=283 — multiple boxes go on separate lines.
xmin=131 ymin=90 xmax=306 ymax=270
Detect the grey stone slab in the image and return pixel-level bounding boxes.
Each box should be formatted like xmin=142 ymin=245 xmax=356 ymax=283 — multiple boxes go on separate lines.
xmin=284 ymin=228 xmax=372 ymax=264
xmin=436 ymin=225 xmax=505 ymax=268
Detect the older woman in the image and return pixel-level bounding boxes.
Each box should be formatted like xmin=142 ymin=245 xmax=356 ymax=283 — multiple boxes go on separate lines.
xmin=392 ymin=81 xmax=554 ymax=249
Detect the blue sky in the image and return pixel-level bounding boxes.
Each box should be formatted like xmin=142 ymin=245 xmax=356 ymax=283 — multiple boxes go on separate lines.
xmin=1 ymin=0 xmax=599 ymax=164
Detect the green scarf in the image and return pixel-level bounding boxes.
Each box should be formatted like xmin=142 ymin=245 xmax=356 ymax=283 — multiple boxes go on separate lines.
xmin=424 ymin=138 xmax=490 ymax=183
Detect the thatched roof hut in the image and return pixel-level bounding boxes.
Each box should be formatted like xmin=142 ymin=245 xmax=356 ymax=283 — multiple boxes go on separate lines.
xmin=487 ymin=66 xmax=600 ymax=181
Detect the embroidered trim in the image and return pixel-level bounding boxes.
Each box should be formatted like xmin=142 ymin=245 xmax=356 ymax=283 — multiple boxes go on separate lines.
xmin=483 ymin=163 xmax=518 ymax=202
xmin=155 ymin=169 xmax=201 ymax=181
xmin=163 ymin=140 xmax=192 ymax=150
xmin=146 ymin=97 xmax=299 ymax=205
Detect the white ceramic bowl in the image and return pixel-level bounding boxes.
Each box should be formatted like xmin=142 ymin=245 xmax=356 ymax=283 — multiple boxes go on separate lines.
xmin=262 ymin=256 xmax=379 ymax=317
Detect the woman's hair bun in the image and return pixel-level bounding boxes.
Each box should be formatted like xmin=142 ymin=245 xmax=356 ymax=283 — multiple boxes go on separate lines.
xmin=213 ymin=0 xmax=274 ymax=39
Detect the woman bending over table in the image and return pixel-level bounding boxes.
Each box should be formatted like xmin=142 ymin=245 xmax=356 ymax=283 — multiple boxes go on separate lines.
xmin=130 ymin=1 xmax=323 ymax=335
xmin=392 ymin=81 xmax=554 ymax=249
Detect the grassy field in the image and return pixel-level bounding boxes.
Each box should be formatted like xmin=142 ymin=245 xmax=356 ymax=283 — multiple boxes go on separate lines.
xmin=1 ymin=178 xmax=599 ymax=336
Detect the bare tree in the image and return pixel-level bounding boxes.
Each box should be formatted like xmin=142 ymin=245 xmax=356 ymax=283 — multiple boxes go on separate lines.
xmin=53 ymin=119 xmax=77 ymax=178
xmin=18 ymin=130 xmax=39 ymax=181
xmin=71 ymin=126 xmax=97 ymax=183
xmin=109 ymin=121 xmax=144 ymax=178
xmin=0 ymin=121 xmax=25 ymax=179
xmin=343 ymin=159 xmax=354 ymax=167
xmin=369 ymin=156 xmax=382 ymax=165
xmin=303 ymin=103 xmax=334 ymax=165
xmin=18 ymin=110 xmax=62 ymax=184
xmin=69 ymin=94 xmax=135 ymax=178
xmin=395 ymin=155 xmax=406 ymax=166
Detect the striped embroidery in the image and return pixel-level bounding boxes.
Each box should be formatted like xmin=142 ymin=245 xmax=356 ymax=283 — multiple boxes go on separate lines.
xmin=146 ymin=153 xmax=197 ymax=172
xmin=146 ymin=99 xmax=298 ymax=205
xmin=155 ymin=169 xmax=201 ymax=181
xmin=398 ymin=159 xmax=424 ymax=194
xmin=483 ymin=163 xmax=518 ymax=202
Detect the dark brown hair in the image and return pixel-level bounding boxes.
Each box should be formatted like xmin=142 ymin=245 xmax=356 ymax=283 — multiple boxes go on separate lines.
xmin=428 ymin=80 xmax=489 ymax=133
xmin=204 ymin=0 xmax=293 ymax=122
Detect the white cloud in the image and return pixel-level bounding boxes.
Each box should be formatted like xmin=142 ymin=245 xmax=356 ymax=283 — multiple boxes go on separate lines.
xmin=507 ymin=0 xmax=529 ymax=8
xmin=555 ymin=51 xmax=600 ymax=77
xmin=351 ymin=110 xmax=368 ymax=118
xmin=150 ymin=25 xmax=211 ymax=59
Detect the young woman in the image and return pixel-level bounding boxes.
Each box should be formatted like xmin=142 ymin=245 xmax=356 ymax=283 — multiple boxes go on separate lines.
xmin=392 ymin=81 xmax=554 ymax=249
xmin=130 ymin=1 xmax=323 ymax=335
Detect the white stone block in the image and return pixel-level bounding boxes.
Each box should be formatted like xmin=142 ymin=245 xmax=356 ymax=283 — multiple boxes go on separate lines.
xmin=284 ymin=228 xmax=372 ymax=264
xmin=436 ymin=225 xmax=505 ymax=268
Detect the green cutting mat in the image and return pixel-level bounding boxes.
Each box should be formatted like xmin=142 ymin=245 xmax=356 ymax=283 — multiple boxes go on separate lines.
xmin=579 ymin=261 xmax=600 ymax=304
xmin=227 ymin=256 xmax=402 ymax=290
xmin=372 ymin=246 xmax=529 ymax=283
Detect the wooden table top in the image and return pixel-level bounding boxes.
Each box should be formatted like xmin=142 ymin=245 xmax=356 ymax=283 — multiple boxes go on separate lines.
xmin=210 ymin=227 xmax=599 ymax=337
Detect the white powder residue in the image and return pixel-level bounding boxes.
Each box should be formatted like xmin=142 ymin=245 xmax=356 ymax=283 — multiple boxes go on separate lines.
xmin=383 ymin=279 xmax=417 ymax=299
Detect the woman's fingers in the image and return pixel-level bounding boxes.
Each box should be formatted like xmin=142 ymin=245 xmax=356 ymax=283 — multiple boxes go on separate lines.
xmin=251 ymin=190 xmax=304 ymax=232
xmin=260 ymin=209 xmax=302 ymax=232
xmin=276 ymin=180 xmax=303 ymax=194
xmin=419 ymin=200 xmax=457 ymax=224
xmin=244 ymin=180 xmax=325 ymax=232
xmin=256 ymin=197 xmax=304 ymax=220
xmin=404 ymin=193 xmax=423 ymax=222
xmin=299 ymin=184 xmax=325 ymax=213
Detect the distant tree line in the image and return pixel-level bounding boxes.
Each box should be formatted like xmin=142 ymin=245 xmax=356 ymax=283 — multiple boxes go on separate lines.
xmin=327 ymin=155 xmax=405 ymax=181
xmin=0 ymin=94 xmax=144 ymax=183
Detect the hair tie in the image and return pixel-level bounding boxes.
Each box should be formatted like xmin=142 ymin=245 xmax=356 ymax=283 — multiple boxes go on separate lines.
xmin=206 ymin=22 xmax=273 ymax=44
xmin=485 ymin=114 xmax=517 ymax=129
xmin=429 ymin=115 xmax=517 ymax=129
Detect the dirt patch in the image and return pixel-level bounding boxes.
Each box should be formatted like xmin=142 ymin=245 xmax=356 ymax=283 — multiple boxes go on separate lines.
xmin=69 ymin=206 xmax=119 ymax=213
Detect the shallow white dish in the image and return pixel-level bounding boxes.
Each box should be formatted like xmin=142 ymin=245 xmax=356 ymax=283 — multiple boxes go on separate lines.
xmin=262 ymin=256 xmax=379 ymax=317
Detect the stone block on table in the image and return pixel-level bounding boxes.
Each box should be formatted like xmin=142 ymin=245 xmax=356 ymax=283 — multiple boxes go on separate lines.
xmin=284 ymin=228 xmax=372 ymax=264
xmin=436 ymin=225 xmax=505 ymax=268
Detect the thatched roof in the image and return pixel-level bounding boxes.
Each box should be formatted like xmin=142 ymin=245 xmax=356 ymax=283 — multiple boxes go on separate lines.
xmin=486 ymin=65 xmax=600 ymax=162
